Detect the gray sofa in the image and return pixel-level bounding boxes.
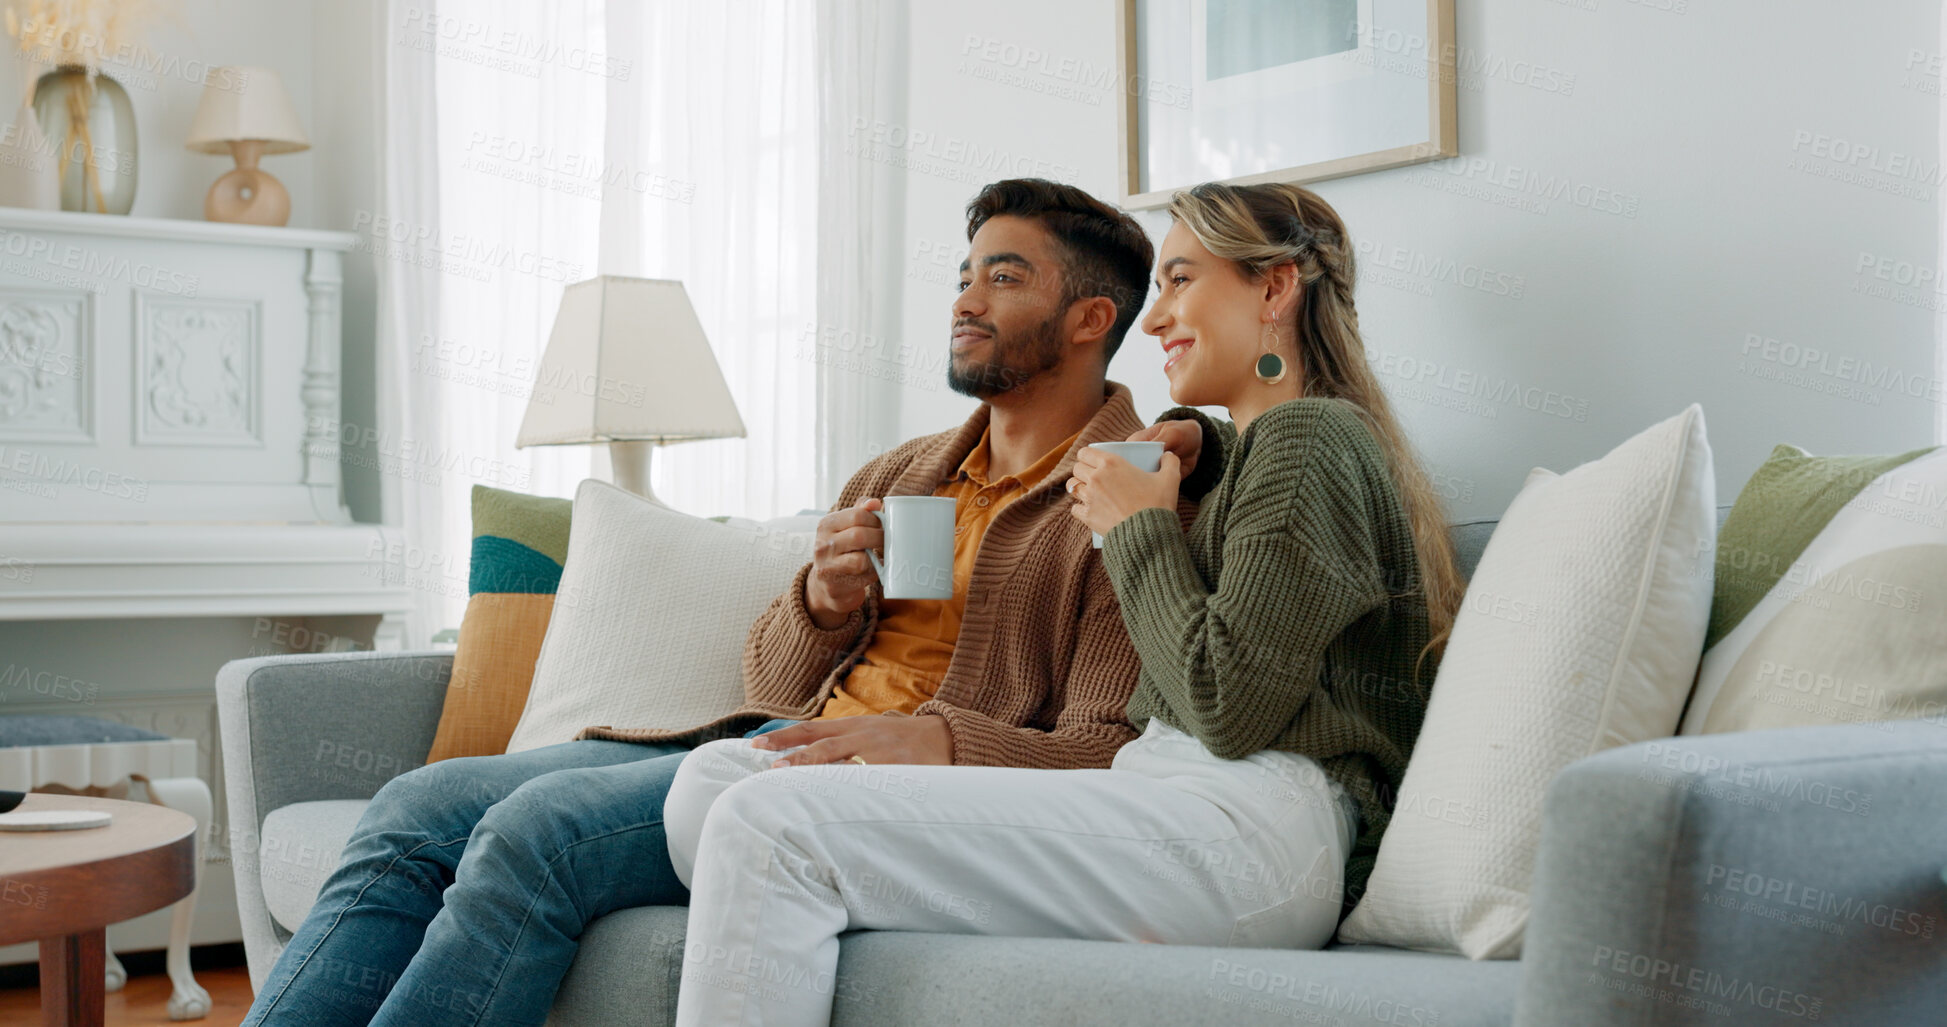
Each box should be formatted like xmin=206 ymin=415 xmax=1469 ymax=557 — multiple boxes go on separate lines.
xmin=216 ymin=511 xmax=1947 ymax=1025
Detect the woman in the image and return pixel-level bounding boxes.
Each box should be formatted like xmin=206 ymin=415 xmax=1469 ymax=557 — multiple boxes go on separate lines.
xmin=664 ymin=181 xmax=1463 ymax=1027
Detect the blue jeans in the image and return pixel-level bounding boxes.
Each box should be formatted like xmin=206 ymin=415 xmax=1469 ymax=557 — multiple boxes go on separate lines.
xmin=245 ymin=719 xmax=799 ymax=1027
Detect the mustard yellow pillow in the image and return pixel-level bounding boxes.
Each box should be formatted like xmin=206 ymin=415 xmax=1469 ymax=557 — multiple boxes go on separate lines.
xmin=425 ymin=486 xmax=571 ymax=762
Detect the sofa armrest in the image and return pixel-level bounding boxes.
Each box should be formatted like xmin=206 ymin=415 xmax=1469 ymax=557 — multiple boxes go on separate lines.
xmin=216 ymin=650 xmax=452 ymax=989
xmin=1515 ymin=720 xmax=1947 ymax=1026
xmin=216 ymin=650 xmax=452 ymax=828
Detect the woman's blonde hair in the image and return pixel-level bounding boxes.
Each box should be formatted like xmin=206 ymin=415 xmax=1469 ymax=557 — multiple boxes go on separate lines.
xmin=1168 ymin=181 xmax=1464 ymax=666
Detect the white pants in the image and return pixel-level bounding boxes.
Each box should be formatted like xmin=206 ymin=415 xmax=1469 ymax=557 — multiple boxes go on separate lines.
xmin=663 ymin=719 xmax=1357 ymax=1027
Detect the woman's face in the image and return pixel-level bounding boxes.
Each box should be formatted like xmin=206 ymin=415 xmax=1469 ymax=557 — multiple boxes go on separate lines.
xmin=1140 ymin=221 xmax=1277 ymax=409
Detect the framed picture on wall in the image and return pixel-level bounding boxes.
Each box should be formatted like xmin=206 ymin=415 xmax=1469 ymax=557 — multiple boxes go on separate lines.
xmin=1116 ymin=0 xmax=1457 ymax=208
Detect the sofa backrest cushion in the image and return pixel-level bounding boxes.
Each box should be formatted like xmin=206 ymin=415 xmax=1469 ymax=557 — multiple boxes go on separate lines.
xmin=1447 ymin=519 xmax=1499 ymax=582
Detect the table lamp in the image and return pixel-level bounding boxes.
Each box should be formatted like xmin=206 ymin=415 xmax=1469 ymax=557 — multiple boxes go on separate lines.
xmin=184 ymin=66 xmax=309 ymax=226
xmin=515 ymin=276 xmax=746 ymax=506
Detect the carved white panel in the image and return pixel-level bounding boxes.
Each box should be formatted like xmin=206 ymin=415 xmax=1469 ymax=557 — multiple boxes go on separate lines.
xmin=0 ymin=287 xmax=92 ymax=443
xmin=134 ymin=294 xmax=261 ymax=447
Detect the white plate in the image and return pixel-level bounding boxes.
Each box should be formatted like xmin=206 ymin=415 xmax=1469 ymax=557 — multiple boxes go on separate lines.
xmin=0 ymin=809 xmax=113 ymax=831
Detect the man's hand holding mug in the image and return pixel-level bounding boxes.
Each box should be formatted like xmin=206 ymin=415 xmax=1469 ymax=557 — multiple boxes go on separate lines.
xmin=805 ymin=495 xmax=958 ymax=628
xmin=805 ymin=497 xmax=884 ymax=630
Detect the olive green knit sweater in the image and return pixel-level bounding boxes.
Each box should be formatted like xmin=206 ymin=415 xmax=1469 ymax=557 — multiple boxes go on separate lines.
xmin=1102 ymin=397 xmax=1436 ymax=915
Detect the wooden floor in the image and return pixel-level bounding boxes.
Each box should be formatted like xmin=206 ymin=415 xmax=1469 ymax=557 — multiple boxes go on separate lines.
xmin=0 ymin=946 xmax=254 ymax=1026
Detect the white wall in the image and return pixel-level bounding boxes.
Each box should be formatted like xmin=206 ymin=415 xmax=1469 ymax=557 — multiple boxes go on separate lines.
xmin=887 ymin=0 xmax=1944 ymax=520
xmin=0 ymin=1 xmax=320 ymax=223
xmin=8 ymin=3 xmax=1935 ymax=518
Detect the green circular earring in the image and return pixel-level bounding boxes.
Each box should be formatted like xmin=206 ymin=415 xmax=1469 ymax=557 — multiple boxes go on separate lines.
xmin=1255 ymin=318 xmax=1286 ymax=385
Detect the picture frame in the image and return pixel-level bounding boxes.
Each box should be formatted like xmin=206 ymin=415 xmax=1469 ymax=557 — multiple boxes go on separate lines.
xmin=1116 ymin=0 xmax=1458 ymax=209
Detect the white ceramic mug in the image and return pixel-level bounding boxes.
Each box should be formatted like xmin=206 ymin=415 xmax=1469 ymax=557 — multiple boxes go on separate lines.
xmin=866 ymin=496 xmax=957 ymax=599
xmin=1084 ymin=440 xmax=1166 ymax=548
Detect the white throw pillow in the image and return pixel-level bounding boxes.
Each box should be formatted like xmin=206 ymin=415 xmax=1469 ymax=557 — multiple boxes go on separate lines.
xmin=1336 ymin=405 xmax=1716 ymax=959
xmin=505 ymin=480 xmax=812 ymax=753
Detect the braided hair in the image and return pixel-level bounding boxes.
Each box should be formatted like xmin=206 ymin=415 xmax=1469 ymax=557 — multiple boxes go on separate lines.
xmin=1166 ymin=182 xmax=1464 ymax=669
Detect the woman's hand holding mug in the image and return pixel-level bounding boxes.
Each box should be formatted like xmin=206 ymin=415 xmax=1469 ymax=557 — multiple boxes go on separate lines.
xmin=1068 ymin=441 xmax=1180 ymax=547
xmin=1125 ymin=419 xmax=1203 ymax=478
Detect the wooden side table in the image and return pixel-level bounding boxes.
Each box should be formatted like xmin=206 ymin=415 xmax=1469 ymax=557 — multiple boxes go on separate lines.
xmin=0 ymin=794 xmax=196 ymax=1026
xmin=0 ymin=720 xmax=212 ymax=1019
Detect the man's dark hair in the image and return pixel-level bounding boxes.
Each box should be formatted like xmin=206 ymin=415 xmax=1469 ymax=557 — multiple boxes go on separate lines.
xmin=965 ymin=179 xmax=1154 ymax=366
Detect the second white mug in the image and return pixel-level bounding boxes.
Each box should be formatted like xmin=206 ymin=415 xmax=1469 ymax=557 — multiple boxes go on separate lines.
xmin=1084 ymin=441 xmax=1165 ymax=548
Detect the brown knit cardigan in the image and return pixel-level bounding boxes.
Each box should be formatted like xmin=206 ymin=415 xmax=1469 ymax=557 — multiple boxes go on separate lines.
xmin=576 ymin=381 xmax=1204 ymax=769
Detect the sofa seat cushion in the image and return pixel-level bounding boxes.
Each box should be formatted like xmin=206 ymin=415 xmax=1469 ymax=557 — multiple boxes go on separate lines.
xmin=546 ymin=906 xmax=1521 ymax=1027
xmin=259 ymin=799 xmax=368 ymax=932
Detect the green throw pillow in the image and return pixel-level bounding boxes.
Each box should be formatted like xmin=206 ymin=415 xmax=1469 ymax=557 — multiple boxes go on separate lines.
xmin=1681 ymin=443 xmax=1947 ymax=734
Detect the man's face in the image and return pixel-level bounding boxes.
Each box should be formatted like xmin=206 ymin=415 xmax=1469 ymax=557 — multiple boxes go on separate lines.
xmin=949 ymin=215 xmax=1073 ymax=399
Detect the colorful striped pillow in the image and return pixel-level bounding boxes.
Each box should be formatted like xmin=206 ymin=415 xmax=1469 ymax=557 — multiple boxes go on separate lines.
xmin=425 ymin=485 xmax=574 ymax=762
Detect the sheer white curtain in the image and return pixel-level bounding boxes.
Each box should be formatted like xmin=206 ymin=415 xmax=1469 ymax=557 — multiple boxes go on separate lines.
xmin=815 ymin=0 xmax=905 ymax=509
xmin=373 ymin=0 xmax=449 ymax=648
xmin=379 ymin=0 xmax=855 ymax=639
xmin=598 ymin=1 xmax=819 ymax=518
xmin=429 ymin=1 xmax=606 ymax=642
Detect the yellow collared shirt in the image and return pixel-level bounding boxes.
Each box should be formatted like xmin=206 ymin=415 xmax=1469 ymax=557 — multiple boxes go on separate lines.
xmin=816 ymin=424 xmax=1083 ymax=719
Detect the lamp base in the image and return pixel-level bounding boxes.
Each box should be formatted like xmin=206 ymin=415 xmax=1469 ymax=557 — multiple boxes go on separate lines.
xmin=206 ymin=139 xmax=291 ymax=227
xmin=609 ymin=440 xmax=669 ymax=507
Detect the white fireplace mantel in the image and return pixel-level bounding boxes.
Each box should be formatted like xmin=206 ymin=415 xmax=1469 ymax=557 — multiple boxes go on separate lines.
xmin=0 ymin=208 xmax=373 ymax=526
xmin=0 ymin=206 xmax=363 ymax=251
xmin=0 ymin=208 xmax=411 ymax=641
xmin=0 ymin=206 xmax=418 ymax=625
xmin=0 ymin=522 xmax=410 ymax=640
xmin=0 ymin=209 xmax=414 ymax=964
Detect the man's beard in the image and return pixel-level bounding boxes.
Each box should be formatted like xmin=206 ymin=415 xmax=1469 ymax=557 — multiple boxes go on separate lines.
xmin=945 ymin=309 xmax=1067 ymax=400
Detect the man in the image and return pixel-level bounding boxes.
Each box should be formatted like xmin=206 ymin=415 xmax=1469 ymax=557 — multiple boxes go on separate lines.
xmin=244 ymin=178 xmax=1212 ymax=1027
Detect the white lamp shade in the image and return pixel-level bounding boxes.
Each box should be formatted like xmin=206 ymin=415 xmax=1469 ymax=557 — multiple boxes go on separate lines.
xmin=515 ymin=277 xmax=746 ymax=447
xmin=184 ymin=66 xmax=310 ymax=154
